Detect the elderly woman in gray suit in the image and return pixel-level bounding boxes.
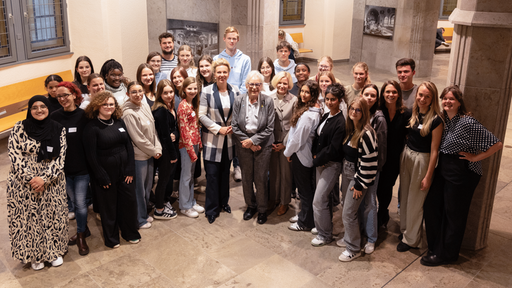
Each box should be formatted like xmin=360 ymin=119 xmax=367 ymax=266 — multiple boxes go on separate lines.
xmin=199 ymin=59 xmax=241 ymax=224
xmin=268 ymin=71 xmax=297 ymax=216
xmin=232 ymin=70 xmax=275 ymax=225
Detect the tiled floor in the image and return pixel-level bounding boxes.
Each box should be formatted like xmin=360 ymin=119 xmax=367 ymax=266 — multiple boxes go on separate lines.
xmin=0 ymin=53 xmax=511 ymax=287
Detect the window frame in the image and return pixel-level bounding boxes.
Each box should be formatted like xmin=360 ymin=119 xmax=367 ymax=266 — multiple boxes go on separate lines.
xmin=439 ymin=0 xmax=457 ymax=20
xmin=0 ymin=0 xmax=70 ymax=67
xmin=279 ymin=0 xmax=305 ymax=27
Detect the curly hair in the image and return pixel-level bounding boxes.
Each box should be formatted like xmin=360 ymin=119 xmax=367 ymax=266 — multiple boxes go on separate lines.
xmin=57 ymin=81 xmax=83 ymax=106
xmin=291 ymin=80 xmax=320 ymax=127
xmin=84 ymin=91 xmax=123 ymax=120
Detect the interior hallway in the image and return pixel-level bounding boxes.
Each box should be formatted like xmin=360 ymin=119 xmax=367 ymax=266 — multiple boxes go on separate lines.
xmin=0 ymin=53 xmax=511 ymax=288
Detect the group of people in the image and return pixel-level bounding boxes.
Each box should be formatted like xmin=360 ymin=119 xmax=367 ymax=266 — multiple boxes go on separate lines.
xmin=7 ymin=26 xmax=502 ymax=271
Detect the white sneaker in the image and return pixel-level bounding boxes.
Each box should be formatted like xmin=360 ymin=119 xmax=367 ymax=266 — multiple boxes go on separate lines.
xmin=139 ymin=222 xmax=152 ymax=229
xmin=147 ymin=216 xmax=154 ymax=223
xmin=193 ymin=204 xmax=205 ymax=213
xmin=68 ymin=212 xmax=75 ymax=220
xmin=113 ymin=244 xmax=120 ymax=249
xmin=181 ymin=208 xmax=199 ymax=218
xmin=289 ymin=215 xmax=298 ymax=223
xmin=129 ymin=239 xmax=140 ymax=244
xmin=233 ymin=166 xmax=242 ymax=182
xmin=338 ymin=250 xmax=361 ymax=262
xmin=336 ymin=238 xmax=346 ymax=247
xmin=311 ymin=227 xmax=318 ymax=235
xmin=364 ymin=242 xmax=375 ymax=254
xmin=31 ymin=262 xmax=44 ymax=271
xmin=51 ymin=256 xmax=63 ymax=267
xmin=311 ymin=236 xmax=332 ymax=247
xmin=288 ymin=222 xmax=307 ymax=231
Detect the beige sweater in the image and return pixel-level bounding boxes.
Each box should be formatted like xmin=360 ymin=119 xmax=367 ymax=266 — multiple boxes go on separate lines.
xmin=122 ymin=101 xmax=162 ymax=161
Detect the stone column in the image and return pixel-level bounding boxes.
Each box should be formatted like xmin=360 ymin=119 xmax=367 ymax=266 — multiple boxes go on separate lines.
xmin=219 ymin=0 xmax=279 ymax=69
xmin=447 ymin=2 xmax=512 ymax=250
xmin=350 ymin=0 xmax=441 ymax=77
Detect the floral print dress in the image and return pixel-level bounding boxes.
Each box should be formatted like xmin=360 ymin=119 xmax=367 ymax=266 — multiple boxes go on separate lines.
xmin=7 ymin=122 xmax=68 ymax=263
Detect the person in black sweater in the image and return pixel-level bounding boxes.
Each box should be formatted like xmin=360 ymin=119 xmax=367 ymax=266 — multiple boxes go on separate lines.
xmin=44 ymin=74 xmax=63 ymax=113
xmin=51 ymin=81 xmax=91 ymax=256
xmin=311 ymin=83 xmax=346 ymax=247
xmin=151 ymin=79 xmax=180 ymax=219
xmin=83 ymin=91 xmax=141 ymax=248
xmin=376 ymin=80 xmax=411 ymax=229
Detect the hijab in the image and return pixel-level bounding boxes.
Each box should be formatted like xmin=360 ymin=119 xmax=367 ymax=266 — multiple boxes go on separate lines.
xmin=22 ymin=95 xmax=63 ymax=162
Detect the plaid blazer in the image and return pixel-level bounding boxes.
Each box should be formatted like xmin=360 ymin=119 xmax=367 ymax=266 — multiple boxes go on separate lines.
xmin=199 ymin=83 xmax=240 ymax=162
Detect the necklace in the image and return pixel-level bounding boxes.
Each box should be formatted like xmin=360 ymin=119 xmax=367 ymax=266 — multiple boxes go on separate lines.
xmin=97 ymin=117 xmax=114 ymax=126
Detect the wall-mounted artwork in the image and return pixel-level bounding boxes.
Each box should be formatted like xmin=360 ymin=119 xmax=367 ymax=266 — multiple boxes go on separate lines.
xmin=166 ymin=19 xmax=219 ymax=63
xmin=363 ymin=5 xmax=396 ymax=40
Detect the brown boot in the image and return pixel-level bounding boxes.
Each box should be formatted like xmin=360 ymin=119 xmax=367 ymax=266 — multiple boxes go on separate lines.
xmin=77 ymin=232 xmax=89 ymax=256
xmin=69 ymin=226 xmax=91 ymax=245
xmin=277 ymin=204 xmax=289 ymax=216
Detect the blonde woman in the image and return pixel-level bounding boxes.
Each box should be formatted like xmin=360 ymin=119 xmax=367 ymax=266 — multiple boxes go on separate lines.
xmin=177 ymin=45 xmax=197 ymax=77
xmin=345 ymin=62 xmax=371 ymax=105
xmin=398 ymin=81 xmax=443 ymax=252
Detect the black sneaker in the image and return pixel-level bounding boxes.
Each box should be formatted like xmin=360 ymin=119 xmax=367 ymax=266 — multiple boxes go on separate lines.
xmin=154 ymin=206 xmax=177 ymax=220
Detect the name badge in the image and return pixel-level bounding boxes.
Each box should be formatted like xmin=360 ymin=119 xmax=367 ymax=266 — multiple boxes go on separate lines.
xmin=47 ymin=146 xmax=53 ymax=152
xmin=147 ymin=120 xmax=151 ymax=125
xmin=191 ymin=111 xmax=196 ymax=117
xmin=68 ymin=127 xmax=77 ymax=133
xmin=347 ymin=141 xmax=352 ymax=146
xmin=119 ymin=128 xmax=126 ymax=132
xmin=418 ymin=124 xmax=423 ymax=129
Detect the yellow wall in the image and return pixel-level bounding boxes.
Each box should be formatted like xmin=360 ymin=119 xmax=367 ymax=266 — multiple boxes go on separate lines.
xmin=0 ymin=0 xmax=149 ymax=132
xmin=280 ymin=0 xmax=353 ymax=61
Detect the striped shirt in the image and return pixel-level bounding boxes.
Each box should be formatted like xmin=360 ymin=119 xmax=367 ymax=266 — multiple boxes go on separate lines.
xmin=343 ymin=129 xmax=378 ymax=191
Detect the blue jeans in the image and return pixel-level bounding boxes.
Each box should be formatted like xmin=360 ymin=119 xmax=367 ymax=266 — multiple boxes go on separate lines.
xmin=135 ymin=158 xmax=154 ymax=227
xmin=179 ymin=146 xmax=198 ymax=210
xmin=358 ymin=171 xmax=380 ymax=244
xmin=66 ymin=174 xmax=90 ymax=233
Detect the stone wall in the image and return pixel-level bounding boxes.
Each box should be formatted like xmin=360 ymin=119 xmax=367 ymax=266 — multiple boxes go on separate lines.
xmin=146 ymin=0 xmax=279 ymax=70
xmin=350 ymin=0 xmax=441 ymax=77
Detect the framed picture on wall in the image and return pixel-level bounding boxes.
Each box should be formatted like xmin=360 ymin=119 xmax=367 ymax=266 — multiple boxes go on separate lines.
xmin=363 ymin=5 xmax=396 ymax=40
xmin=166 ymin=19 xmax=219 ymax=63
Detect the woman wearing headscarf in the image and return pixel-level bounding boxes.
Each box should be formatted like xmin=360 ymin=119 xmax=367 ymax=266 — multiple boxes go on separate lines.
xmin=7 ymin=95 xmax=67 ymax=270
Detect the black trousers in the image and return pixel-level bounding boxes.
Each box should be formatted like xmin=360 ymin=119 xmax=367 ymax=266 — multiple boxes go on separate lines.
xmin=292 ymin=153 xmax=315 ymax=229
xmin=95 ymin=151 xmax=140 ymax=248
xmin=376 ymin=159 xmax=400 ymax=227
xmin=154 ymin=148 xmax=178 ymax=209
xmin=204 ymin=139 xmax=232 ymax=216
xmin=423 ymin=154 xmax=481 ymax=261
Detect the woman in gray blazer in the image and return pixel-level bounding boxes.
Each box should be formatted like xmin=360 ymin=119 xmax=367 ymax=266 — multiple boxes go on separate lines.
xmin=232 ymin=71 xmax=275 ymax=225
xmin=268 ymin=71 xmax=297 ymax=216
xmin=199 ymin=59 xmax=240 ymax=224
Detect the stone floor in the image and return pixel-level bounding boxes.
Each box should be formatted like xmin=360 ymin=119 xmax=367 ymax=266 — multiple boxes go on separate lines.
xmin=0 ymin=53 xmax=511 ymax=287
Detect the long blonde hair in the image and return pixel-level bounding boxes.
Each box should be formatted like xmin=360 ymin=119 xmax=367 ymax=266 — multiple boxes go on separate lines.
xmin=408 ymin=81 xmax=442 ymax=137
xmin=344 ymin=97 xmax=374 ymax=148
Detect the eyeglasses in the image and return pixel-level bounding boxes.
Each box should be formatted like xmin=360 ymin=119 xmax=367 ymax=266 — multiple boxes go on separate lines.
xmin=102 ymin=103 xmax=115 ymax=108
xmin=349 ymin=107 xmax=362 ymax=114
xmin=248 ymin=83 xmax=262 ymax=88
xmin=31 ymin=105 xmax=48 ymax=111
xmin=319 ymin=65 xmax=330 ymax=70
xmin=56 ymin=93 xmax=72 ymax=99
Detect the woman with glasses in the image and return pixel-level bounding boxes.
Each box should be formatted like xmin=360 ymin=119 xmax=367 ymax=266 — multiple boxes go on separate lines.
xmin=122 ymin=81 xmax=162 ymax=229
xmin=338 ymin=97 xmax=378 ymax=262
xmin=232 ymin=71 xmax=275 ymax=225
xmin=50 ymin=82 xmax=91 ymax=256
xmin=7 ymin=95 xmax=67 ymax=270
xmin=83 ymin=91 xmax=141 ymax=248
